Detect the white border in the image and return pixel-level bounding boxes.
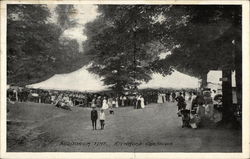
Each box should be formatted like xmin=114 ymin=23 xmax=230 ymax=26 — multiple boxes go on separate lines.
xmin=0 ymin=1 xmax=249 ymax=159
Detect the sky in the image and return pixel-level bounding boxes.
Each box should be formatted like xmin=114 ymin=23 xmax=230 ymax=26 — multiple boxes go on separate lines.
xmin=48 ymin=4 xmax=99 ymax=51
xmin=28 ymin=4 xmax=201 ymax=91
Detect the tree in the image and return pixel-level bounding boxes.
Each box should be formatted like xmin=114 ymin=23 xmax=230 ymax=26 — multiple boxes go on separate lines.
xmin=7 ymin=4 xmax=88 ymax=86
xmin=152 ymin=6 xmax=238 ymax=77
xmin=156 ymin=5 xmax=242 ymax=123
xmin=55 ymin=5 xmax=78 ymax=31
xmin=84 ymin=5 xmax=242 ymax=123
xmin=83 ymin=5 xmax=168 ymax=93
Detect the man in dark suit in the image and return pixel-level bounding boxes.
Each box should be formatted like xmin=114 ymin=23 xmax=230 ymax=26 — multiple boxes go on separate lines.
xmin=91 ymin=107 xmax=98 ymax=130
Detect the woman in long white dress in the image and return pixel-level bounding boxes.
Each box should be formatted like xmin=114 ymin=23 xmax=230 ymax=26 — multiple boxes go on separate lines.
xmin=91 ymin=98 xmax=96 ymax=108
xmin=157 ymin=93 xmax=163 ymax=103
xmin=102 ymin=97 xmax=109 ymax=110
xmin=108 ymin=97 xmax=113 ymax=108
xmin=115 ymin=97 xmax=119 ymax=108
xmin=140 ymin=96 xmax=145 ymax=109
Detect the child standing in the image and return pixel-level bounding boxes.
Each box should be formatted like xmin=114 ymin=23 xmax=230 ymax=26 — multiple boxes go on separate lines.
xmin=99 ymin=109 xmax=106 ymax=130
xmin=91 ymin=107 xmax=98 ymax=130
xmin=109 ymin=98 xmax=115 ymax=114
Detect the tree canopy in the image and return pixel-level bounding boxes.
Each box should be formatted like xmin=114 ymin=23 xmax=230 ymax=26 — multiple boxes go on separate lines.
xmin=158 ymin=6 xmax=241 ymax=79
xmin=83 ymin=5 xmax=241 ymax=92
xmin=7 ymin=4 xmax=241 ymax=92
xmin=83 ymin=5 xmax=168 ymax=92
xmin=7 ymin=4 xmax=88 ymax=86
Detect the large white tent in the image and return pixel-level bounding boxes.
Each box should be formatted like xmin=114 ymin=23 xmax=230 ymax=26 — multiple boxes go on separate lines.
xmin=27 ymin=66 xmax=109 ymax=92
xmin=139 ymin=70 xmax=199 ymax=89
xmin=27 ymin=67 xmax=199 ymax=91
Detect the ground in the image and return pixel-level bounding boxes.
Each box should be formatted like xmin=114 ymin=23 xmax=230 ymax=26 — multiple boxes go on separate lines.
xmin=7 ymin=102 xmax=242 ymax=152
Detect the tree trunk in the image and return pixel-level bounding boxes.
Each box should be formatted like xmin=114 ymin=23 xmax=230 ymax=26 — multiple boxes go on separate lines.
xmin=200 ymin=73 xmax=207 ymax=88
xmin=234 ymin=38 xmax=242 ymax=106
xmin=221 ymin=69 xmax=233 ymax=123
xmin=235 ymin=56 xmax=242 ymax=106
xmin=232 ymin=7 xmax=242 ymax=107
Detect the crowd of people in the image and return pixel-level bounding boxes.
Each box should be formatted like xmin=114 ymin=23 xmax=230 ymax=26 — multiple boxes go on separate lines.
xmin=155 ymin=90 xmax=194 ymax=103
xmin=7 ymin=87 xmax=196 ymax=108
xmin=8 ymin=86 xmax=224 ymax=129
xmin=174 ymin=89 xmax=223 ymax=129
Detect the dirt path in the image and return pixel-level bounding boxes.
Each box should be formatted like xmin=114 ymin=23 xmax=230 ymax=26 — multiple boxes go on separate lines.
xmin=7 ymin=102 xmax=241 ymax=152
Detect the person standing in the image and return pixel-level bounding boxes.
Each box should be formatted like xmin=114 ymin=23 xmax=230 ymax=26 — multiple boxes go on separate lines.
xmin=119 ymin=96 xmax=122 ymax=106
xmin=108 ymin=97 xmax=113 ymax=108
xmin=115 ymin=96 xmax=119 ymax=108
xmin=171 ymin=92 xmax=176 ymax=102
xmin=203 ymin=91 xmax=214 ymax=120
xmin=112 ymin=97 xmax=116 ymax=108
xmin=183 ymin=91 xmax=186 ymax=99
xmin=121 ymin=96 xmax=125 ymax=107
xmin=136 ymin=95 xmax=141 ymax=109
xmin=176 ymin=93 xmax=186 ymax=111
xmin=195 ymin=91 xmax=206 ymax=126
xmin=132 ymin=95 xmax=137 ymax=109
xmin=102 ymin=97 xmax=109 ymax=110
xmin=13 ymin=89 xmax=18 ymax=102
xmin=96 ymin=96 xmax=102 ymax=108
xmin=166 ymin=91 xmax=170 ymax=102
xmin=109 ymin=97 xmax=115 ymax=114
xmin=91 ymin=107 xmax=98 ymax=130
xmin=91 ymin=97 xmax=96 ymax=108
xmin=191 ymin=92 xmax=198 ymax=111
xmin=123 ymin=96 xmax=127 ymax=106
xmin=162 ymin=92 xmax=166 ymax=103
xmin=140 ymin=95 xmax=145 ymax=109
xmin=99 ymin=109 xmax=106 ymax=130
xmin=157 ymin=92 xmax=163 ymax=104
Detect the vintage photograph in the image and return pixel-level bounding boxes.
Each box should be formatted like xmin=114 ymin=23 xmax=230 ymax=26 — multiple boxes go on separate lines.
xmin=2 ymin=1 xmax=247 ymax=155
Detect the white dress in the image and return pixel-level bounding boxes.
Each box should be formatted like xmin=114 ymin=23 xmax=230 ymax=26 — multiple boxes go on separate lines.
xmin=102 ymin=99 xmax=109 ymax=110
xmin=141 ymin=97 xmax=145 ymax=108
xmin=157 ymin=94 xmax=163 ymax=103
xmin=91 ymin=99 xmax=96 ymax=107
xmin=108 ymin=98 xmax=113 ymax=108
xmin=115 ymin=98 xmax=119 ymax=108
xmin=186 ymin=102 xmax=192 ymax=110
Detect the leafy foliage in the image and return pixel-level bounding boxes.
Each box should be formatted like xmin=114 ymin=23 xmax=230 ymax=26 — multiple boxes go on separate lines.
xmin=158 ymin=5 xmax=242 ymax=79
xmin=84 ymin=5 xmax=241 ymax=92
xmin=8 ymin=4 xmax=241 ymax=92
xmin=7 ymin=4 xmax=88 ymax=86
xmin=83 ymin=5 xmax=170 ymax=92
xmin=55 ymin=5 xmax=78 ymax=31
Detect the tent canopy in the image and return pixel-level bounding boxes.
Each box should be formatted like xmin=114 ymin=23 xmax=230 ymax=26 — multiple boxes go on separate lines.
xmin=27 ymin=66 xmax=109 ymax=92
xmin=27 ymin=67 xmax=199 ymax=91
xmin=139 ymin=70 xmax=199 ymax=89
